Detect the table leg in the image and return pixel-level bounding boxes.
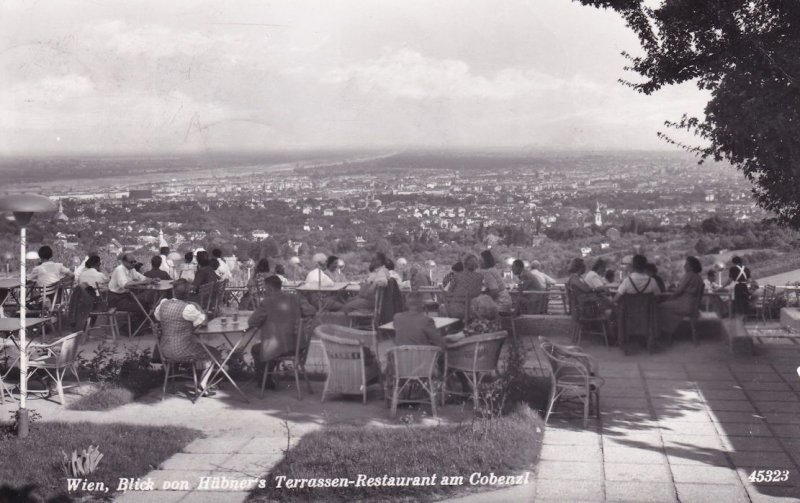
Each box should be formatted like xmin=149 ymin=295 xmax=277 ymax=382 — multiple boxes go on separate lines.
xmin=193 ymin=330 xmax=258 ymax=404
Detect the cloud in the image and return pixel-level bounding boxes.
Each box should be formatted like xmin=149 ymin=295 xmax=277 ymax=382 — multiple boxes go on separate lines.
xmin=94 ymin=20 xmax=239 ymax=59
xmin=323 ymin=48 xmax=600 ymax=101
xmin=7 ymin=74 xmax=95 ymax=103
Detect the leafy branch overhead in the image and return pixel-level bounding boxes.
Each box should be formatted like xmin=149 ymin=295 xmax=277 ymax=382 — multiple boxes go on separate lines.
xmin=577 ymin=0 xmax=800 ymax=227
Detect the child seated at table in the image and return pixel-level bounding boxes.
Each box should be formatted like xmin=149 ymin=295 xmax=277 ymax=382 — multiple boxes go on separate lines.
xmin=393 ymin=292 xmax=446 ymax=350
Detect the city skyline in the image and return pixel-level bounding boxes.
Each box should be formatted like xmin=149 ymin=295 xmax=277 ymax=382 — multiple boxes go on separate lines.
xmin=1 ymin=0 xmax=708 ymax=156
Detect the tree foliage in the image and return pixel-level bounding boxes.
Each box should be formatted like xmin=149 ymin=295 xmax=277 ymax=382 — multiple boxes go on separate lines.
xmin=578 ymin=0 xmax=800 ymax=227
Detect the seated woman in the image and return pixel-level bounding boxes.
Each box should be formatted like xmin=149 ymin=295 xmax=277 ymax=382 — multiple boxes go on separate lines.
xmin=658 ymin=256 xmax=704 ymax=339
xmin=441 ymin=262 xmax=463 ymax=290
xmin=154 ymin=297 xmax=220 ymax=392
xmin=441 ymin=255 xmax=483 ymax=319
xmin=479 ymin=250 xmax=513 ymax=314
xmin=568 ymin=257 xmax=615 ymax=326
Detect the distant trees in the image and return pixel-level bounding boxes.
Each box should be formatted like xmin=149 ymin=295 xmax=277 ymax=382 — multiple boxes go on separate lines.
xmin=578 ymin=0 xmax=800 ymax=228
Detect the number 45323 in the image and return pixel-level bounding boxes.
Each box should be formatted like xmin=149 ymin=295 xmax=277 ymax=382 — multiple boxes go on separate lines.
xmin=748 ymin=470 xmax=790 ymax=483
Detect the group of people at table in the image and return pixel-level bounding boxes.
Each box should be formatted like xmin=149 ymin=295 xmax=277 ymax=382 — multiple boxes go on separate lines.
xmin=566 ymin=253 xmax=756 ymax=345
xmin=7 ymin=243 xmax=759 ymax=399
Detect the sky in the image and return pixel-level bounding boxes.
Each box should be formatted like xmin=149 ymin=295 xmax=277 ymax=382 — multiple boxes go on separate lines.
xmin=0 ymin=0 xmax=709 ymax=155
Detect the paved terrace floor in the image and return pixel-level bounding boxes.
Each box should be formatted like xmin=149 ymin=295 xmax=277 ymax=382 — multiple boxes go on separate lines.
xmin=1 ymin=326 xmax=799 ymax=502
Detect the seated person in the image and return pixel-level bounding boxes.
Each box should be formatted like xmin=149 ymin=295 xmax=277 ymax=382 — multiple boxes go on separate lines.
xmin=613 ymin=254 xmax=660 ymax=302
xmin=441 ymin=262 xmax=463 ymax=290
xmin=154 ymin=297 xmax=219 ymax=392
xmin=583 ymin=259 xmax=609 ymax=290
xmin=343 ymin=253 xmax=390 ymax=314
xmin=187 ymin=251 xmax=217 ymax=301
xmin=144 ymin=256 xmax=172 ymax=281
xmin=107 ymin=254 xmax=153 ymax=324
xmin=385 ymin=258 xmax=403 ymax=283
xmin=248 ymin=276 xmax=316 ymax=389
xmin=604 ymin=269 xmax=617 ymax=285
xmin=273 ymin=264 xmax=290 ymax=284
xmin=658 ymin=256 xmax=704 ymax=338
xmin=305 ymin=253 xmax=335 ymax=286
xmin=78 ymin=255 xmax=108 ymax=293
xmin=441 ymin=254 xmax=484 ymax=319
xmin=644 ymin=263 xmax=666 ymax=293
xmin=326 ymin=255 xmax=347 ymax=282
xmin=212 ymin=249 xmax=233 ymax=281
xmin=393 ymin=292 xmax=446 ymax=349
xmin=29 ymin=245 xmax=73 ymax=289
xmin=512 ymin=259 xmax=547 ymax=314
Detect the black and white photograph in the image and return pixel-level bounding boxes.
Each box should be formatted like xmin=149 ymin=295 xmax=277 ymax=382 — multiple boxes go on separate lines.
xmin=0 ymin=0 xmax=799 ymax=502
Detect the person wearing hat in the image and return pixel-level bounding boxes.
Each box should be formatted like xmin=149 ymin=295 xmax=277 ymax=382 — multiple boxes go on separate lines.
xmin=304 ymin=253 xmax=334 ymax=287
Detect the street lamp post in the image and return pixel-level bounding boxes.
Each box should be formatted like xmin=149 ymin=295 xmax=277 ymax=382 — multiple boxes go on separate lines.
xmin=0 ymin=194 xmax=56 ymax=438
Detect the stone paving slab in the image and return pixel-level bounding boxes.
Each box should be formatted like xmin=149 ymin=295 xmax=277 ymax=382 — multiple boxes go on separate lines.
xmin=605 ymin=481 xmax=676 ymax=502
xmin=675 ymin=483 xmax=751 ymax=503
xmin=534 ymin=478 xmax=605 ymax=501
xmin=670 ymin=465 xmax=741 ymax=485
xmin=536 ymin=460 xmax=604 ymax=480
xmin=604 ymin=462 xmax=672 ymax=482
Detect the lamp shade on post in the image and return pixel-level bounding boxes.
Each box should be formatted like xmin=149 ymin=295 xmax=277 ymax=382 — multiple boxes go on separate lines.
xmin=0 ymin=194 xmax=56 ymax=438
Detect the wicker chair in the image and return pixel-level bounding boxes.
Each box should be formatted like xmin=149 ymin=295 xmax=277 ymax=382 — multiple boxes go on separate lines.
xmin=617 ymin=293 xmax=657 ymax=354
xmin=26 ymin=282 xmax=63 ymax=339
xmin=27 ymin=331 xmax=83 ymax=406
xmin=567 ymin=285 xmax=610 ymax=347
xmin=540 ymin=336 xmax=604 ymax=428
xmin=385 ymin=346 xmax=443 ymax=418
xmin=755 ymin=284 xmax=778 ymax=322
xmin=260 ymin=318 xmax=314 ymax=400
xmin=318 ymin=325 xmax=382 ymax=404
xmin=443 ymin=331 xmax=507 ymax=407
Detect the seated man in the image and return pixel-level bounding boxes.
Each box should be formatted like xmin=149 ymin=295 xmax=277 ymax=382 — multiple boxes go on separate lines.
xmin=249 ymin=275 xmax=316 ymax=389
xmin=154 ymin=297 xmax=219 ymax=392
xmin=145 ymin=255 xmax=172 ymax=281
xmin=108 ymin=254 xmax=153 ymax=330
xmin=512 ymin=259 xmax=547 ymax=314
xmin=393 ymin=292 xmax=446 ymax=350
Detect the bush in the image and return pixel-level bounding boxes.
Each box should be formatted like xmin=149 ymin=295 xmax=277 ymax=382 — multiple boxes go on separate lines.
xmin=70 ymin=343 xmax=162 ymax=411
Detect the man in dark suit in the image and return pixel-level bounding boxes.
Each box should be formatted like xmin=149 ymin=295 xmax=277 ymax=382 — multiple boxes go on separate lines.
xmin=393 ymin=292 xmax=446 ymax=349
xmin=249 ymin=275 xmax=316 ymax=389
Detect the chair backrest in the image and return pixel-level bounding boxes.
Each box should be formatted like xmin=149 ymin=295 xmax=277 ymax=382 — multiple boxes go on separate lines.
xmin=690 ymin=283 xmax=705 ymax=320
xmin=318 ymin=331 xmax=364 ymax=361
xmin=294 ymin=317 xmax=312 ymax=365
xmin=446 ymin=330 xmax=507 ymax=372
xmin=618 ymin=293 xmax=656 ymax=338
xmin=198 ymin=282 xmax=215 ymax=312
xmin=539 ymin=336 xmax=591 ymax=380
xmin=518 ymin=290 xmax=549 ymax=315
xmin=55 ymin=331 xmax=82 ymax=367
xmin=387 ymin=346 xmax=442 ymax=379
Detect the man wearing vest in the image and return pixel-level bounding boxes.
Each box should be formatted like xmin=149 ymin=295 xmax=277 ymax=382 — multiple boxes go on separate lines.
xmin=154 ymin=298 xmax=220 ymax=393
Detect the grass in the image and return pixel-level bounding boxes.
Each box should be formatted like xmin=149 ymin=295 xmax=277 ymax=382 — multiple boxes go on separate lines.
xmin=248 ymin=405 xmax=544 ymax=503
xmin=0 ymin=421 xmax=201 ymax=502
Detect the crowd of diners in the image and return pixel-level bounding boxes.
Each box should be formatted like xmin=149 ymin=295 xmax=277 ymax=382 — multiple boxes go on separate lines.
xmin=14 ymin=243 xmax=762 ymax=396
